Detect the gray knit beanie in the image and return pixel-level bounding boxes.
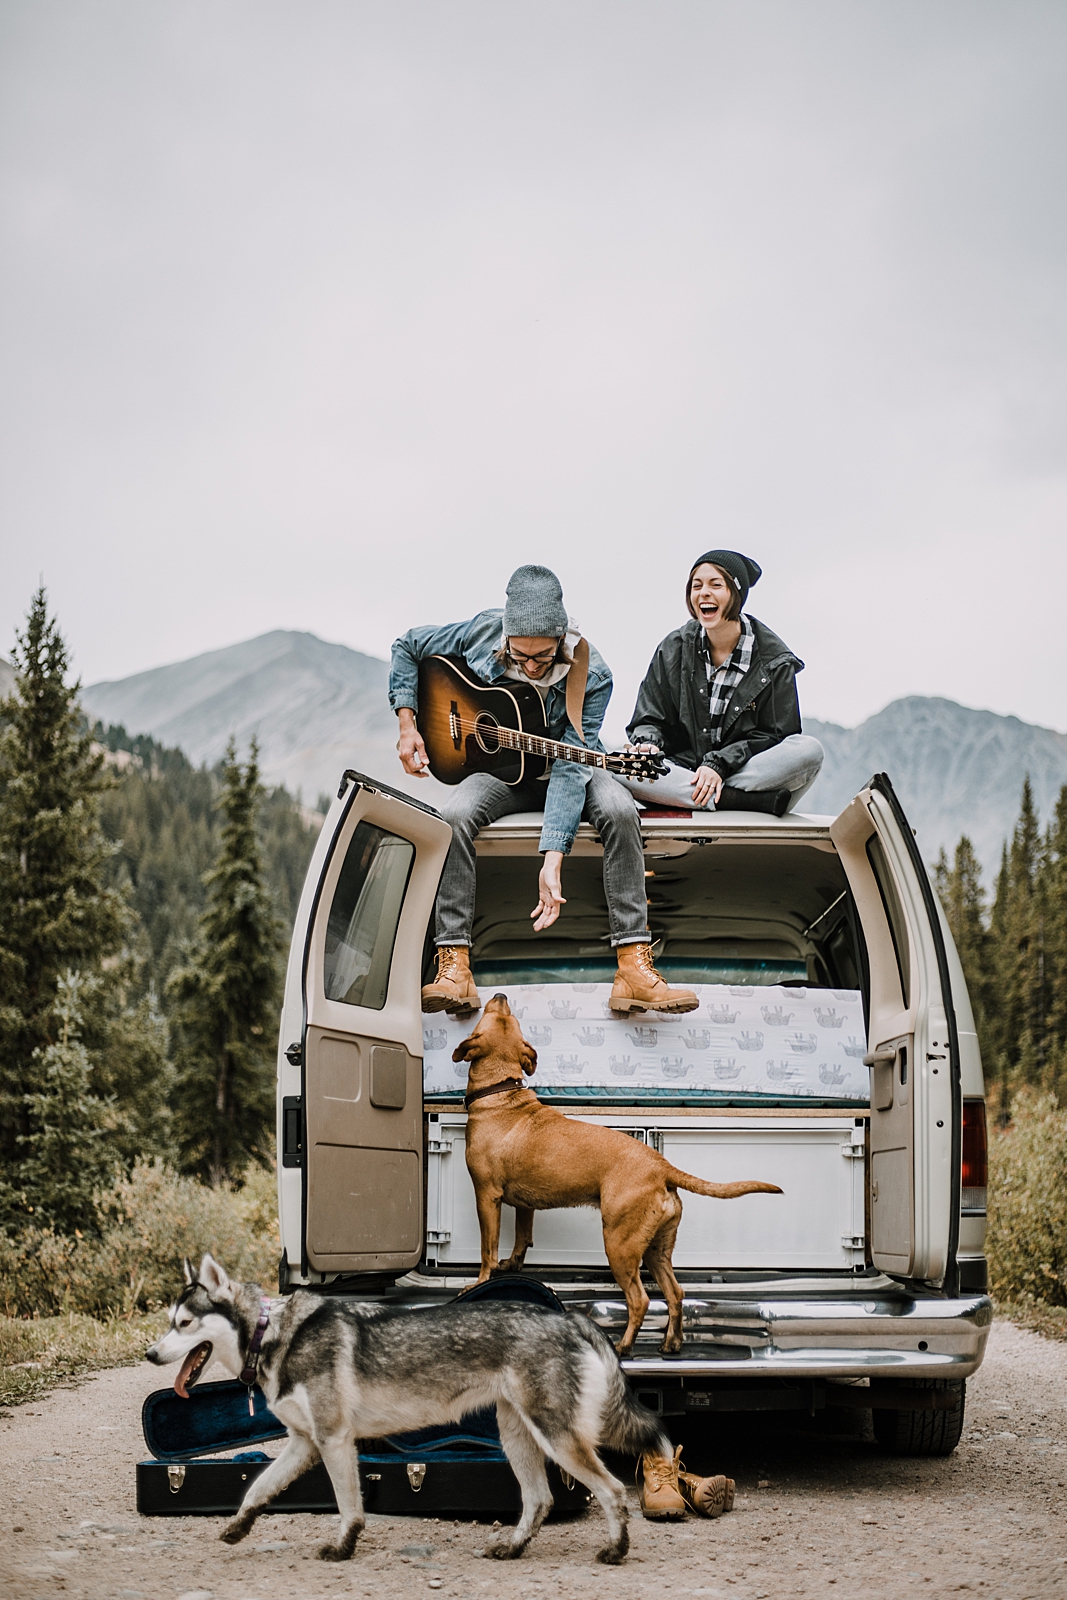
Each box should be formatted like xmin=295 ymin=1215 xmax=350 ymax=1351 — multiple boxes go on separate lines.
xmin=502 ymin=564 xmax=569 ymax=639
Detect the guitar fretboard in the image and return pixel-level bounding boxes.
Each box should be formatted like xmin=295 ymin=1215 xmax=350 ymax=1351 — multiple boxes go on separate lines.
xmin=492 ymin=725 xmax=608 ymax=768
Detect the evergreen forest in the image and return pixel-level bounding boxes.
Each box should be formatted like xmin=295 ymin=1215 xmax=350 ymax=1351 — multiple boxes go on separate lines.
xmin=936 ymin=780 xmax=1067 ymax=1113
xmin=0 ymin=590 xmax=320 ymax=1242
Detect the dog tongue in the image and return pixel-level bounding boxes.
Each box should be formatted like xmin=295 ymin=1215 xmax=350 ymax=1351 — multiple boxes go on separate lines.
xmin=174 ymin=1341 xmax=211 ymax=1398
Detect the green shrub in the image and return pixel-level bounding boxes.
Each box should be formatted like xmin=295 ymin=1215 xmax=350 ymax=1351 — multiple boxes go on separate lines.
xmin=988 ymin=1091 xmax=1067 ymax=1309
xmin=0 ymin=1309 xmax=165 ymax=1408
xmin=0 ymin=1158 xmax=279 ymax=1318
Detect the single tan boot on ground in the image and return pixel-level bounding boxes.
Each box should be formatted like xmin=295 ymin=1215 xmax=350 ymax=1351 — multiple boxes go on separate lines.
xmin=676 ymin=1456 xmax=735 ymax=1518
xmin=421 ymin=946 xmax=482 ymax=1018
xmin=637 ymin=1447 xmax=688 ymax=1519
xmin=610 ymin=943 xmax=699 ymax=1015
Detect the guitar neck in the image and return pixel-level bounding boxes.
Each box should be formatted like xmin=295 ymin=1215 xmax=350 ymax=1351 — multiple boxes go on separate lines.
xmin=496 ymin=726 xmax=608 ymax=769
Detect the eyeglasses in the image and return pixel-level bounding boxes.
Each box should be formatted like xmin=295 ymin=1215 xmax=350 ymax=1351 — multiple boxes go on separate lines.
xmin=507 ymin=645 xmax=560 ymax=667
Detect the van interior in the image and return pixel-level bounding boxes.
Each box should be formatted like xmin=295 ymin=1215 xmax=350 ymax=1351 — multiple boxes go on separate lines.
xmin=444 ymin=838 xmax=863 ymax=994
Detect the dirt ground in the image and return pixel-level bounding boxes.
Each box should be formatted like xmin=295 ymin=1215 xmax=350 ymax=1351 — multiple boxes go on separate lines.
xmin=2 ymin=1319 xmax=1065 ymax=1600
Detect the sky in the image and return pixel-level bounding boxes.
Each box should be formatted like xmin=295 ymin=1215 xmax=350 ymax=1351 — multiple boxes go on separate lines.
xmin=2 ymin=0 xmax=1066 ymax=744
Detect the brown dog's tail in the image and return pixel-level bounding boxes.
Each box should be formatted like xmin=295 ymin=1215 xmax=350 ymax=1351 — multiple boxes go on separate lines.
xmin=663 ymin=1166 xmax=783 ymax=1200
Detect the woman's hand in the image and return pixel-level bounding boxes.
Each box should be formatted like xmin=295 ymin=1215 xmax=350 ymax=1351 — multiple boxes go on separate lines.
xmin=396 ymin=708 xmax=430 ymax=777
xmin=532 ymin=852 xmax=567 ymax=931
xmin=690 ymin=765 xmax=723 ymax=808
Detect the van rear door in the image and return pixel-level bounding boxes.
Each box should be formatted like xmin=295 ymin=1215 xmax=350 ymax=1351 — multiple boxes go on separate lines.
xmin=830 ymin=774 xmax=961 ymax=1286
xmin=291 ymin=771 xmax=451 ymax=1278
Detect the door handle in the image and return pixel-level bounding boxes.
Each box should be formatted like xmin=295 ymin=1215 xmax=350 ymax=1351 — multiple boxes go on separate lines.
xmin=865 ymin=1046 xmax=898 ymax=1112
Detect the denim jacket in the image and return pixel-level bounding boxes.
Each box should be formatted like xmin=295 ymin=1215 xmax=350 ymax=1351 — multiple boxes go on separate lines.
xmin=389 ymin=609 xmax=613 ymax=855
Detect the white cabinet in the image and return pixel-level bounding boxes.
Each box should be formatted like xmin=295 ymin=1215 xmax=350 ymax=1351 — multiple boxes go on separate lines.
xmin=425 ymin=1113 xmax=866 ymax=1273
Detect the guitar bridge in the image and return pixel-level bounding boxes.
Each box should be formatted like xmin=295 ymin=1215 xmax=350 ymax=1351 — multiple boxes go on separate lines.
xmin=448 ymin=701 xmax=462 ymax=750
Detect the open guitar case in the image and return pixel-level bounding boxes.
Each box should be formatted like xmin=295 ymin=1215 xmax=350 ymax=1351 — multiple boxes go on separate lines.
xmin=136 ymin=1276 xmax=592 ymax=1522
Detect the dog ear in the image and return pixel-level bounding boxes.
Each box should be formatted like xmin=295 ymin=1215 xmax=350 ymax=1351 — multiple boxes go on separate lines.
xmin=452 ymin=1034 xmax=484 ymax=1065
xmin=182 ymin=1257 xmax=197 ymax=1287
xmin=519 ymin=1042 xmax=537 ymax=1075
xmin=198 ymin=1254 xmax=233 ymax=1299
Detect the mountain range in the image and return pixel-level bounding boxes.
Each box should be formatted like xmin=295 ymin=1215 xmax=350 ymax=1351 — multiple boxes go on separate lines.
xmin=69 ymin=630 xmax=1067 ymax=879
xmin=80 ymin=631 xmax=437 ymax=806
xmin=804 ymin=698 xmax=1067 ymax=875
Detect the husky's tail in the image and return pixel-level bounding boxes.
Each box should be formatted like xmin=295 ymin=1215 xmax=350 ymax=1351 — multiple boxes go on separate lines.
xmin=664 ymin=1167 xmax=783 ymax=1200
xmin=574 ymin=1320 xmax=671 ymax=1457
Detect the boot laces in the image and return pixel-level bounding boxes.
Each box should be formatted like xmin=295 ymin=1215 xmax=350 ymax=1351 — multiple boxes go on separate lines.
xmin=436 ymin=947 xmax=466 ymax=981
xmin=641 ymin=1450 xmax=680 ymax=1493
xmin=634 ymin=944 xmax=663 ymax=984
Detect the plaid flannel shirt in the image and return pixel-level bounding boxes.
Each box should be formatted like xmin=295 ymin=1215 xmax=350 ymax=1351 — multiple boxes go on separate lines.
xmin=702 ymin=614 xmax=755 ymax=752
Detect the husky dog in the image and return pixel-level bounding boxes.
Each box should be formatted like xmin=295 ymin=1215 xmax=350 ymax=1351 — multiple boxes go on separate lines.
xmin=146 ymin=1255 xmax=672 ymax=1565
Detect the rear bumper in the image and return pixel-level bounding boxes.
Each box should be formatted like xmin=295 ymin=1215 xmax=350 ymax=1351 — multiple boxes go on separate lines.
xmin=560 ymin=1287 xmax=995 ymax=1380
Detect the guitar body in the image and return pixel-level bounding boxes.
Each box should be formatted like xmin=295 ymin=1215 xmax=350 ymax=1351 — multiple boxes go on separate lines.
xmin=417 ymin=655 xmax=550 ymax=786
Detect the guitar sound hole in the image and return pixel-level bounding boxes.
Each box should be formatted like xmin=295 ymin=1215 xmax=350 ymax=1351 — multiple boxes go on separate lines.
xmin=474 ymin=713 xmax=502 ymax=754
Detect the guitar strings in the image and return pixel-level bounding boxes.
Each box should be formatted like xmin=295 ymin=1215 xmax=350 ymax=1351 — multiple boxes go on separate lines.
xmin=444 ymin=712 xmax=603 ymax=765
xmin=440 ymin=712 xmax=651 ymax=771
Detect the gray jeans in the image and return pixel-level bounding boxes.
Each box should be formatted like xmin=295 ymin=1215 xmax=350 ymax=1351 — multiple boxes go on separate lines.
xmin=435 ymin=768 xmax=650 ymax=948
xmin=619 ymin=732 xmax=825 ymax=811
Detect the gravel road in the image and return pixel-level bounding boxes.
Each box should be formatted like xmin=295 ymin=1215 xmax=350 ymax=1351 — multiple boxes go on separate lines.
xmin=2 ymin=1319 xmax=1065 ymax=1600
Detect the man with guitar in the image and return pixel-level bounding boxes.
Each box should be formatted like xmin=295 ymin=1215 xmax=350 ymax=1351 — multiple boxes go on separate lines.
xmin=390 ymin=564 xmax=698 ymax=1019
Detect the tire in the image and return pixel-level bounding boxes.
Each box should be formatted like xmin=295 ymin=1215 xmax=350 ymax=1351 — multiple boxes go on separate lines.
xmin=872 ymin=1378 xmax=966 ymax=1457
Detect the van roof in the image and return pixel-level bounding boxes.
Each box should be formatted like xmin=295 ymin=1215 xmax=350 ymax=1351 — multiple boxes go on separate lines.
xmin=478 ymin=808 xmax=837 ymax=845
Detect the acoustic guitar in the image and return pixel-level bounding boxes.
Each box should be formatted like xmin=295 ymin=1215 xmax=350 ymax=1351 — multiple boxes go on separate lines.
xmin=416 ymin=655 xmax=667 ymax=786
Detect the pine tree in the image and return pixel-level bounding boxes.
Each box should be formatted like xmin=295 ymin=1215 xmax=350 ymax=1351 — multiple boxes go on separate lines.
xmin=0 ymin=590 xmax=128 ymax=1218
xmin=935 ymin=836 xmax=993 ymax=1037
xmin=168 ymin=740 xmax=283 ymax=1183
xmin=16 ymin=972 xmax=115 ymax=1232
xmin=95 ymin=720 xmax=319 ymax=1006
xmin=988 ymin=779 xmax=1044 ymax=1087
xmin=1041 ymin=786 xmax=1067 ymax=1099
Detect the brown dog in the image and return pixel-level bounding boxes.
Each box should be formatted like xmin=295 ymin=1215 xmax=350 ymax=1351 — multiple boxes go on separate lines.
xmin=455 ymin=994 xmax=782 ymax=1355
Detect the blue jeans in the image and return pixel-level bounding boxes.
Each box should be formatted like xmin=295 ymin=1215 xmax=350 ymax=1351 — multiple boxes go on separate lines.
xmin=618 ymin=733 xmax=825 ymax=811
xmin=434 ymin=769 xmax=650 ymax=948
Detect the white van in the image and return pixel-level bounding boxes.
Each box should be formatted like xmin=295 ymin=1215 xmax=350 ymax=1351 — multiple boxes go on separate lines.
xmin=276 ymin=769 xmax=992 ymax=1457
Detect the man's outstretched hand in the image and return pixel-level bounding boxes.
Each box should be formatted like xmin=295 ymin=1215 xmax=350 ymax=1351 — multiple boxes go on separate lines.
xmin=532 ymin=851 xmax=566 ymax=931
xmin=396 ymin=708 xmax=430 ymax=777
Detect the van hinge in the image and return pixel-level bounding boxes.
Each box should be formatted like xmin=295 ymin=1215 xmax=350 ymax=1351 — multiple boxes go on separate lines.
xmin=841 ymin=1234 xmax=866 ymax=1249
xmin=425 ymin=1229 xmax=451 ymax=1244
xmin=406 ymin=1462 xmax=427 ymax=1492
xmin=167 ymin=1464 xmax=186 ymax=1494
xmin=426 ymin=1139 xmax=451 ymax=1154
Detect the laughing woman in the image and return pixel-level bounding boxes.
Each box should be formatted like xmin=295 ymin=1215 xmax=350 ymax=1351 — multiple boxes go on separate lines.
xmin=622 ymin=550 xmax=824 ymax=815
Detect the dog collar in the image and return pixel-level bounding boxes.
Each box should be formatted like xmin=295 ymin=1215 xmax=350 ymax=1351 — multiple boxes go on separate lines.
xmin=239 ymin=1296 xmax=272 ymax=1394
xmin=464 ymin=1077 xmax=526 ymax=1109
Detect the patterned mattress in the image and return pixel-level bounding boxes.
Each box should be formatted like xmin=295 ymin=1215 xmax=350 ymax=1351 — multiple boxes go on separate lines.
xmin=422 ymin=982 xmax=869 ymax=1104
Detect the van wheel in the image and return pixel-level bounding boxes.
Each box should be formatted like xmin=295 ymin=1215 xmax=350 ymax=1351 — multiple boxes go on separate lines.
xmin=872 ymin=1378 xmax=966 ymax=1456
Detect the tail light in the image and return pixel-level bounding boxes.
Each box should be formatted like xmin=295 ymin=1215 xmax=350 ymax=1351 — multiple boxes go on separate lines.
xmin=961 ymin=1099 xmax=987 ymax=1214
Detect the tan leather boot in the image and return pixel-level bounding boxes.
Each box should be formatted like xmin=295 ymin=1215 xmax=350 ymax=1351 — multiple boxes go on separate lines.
xmin=610 ymin=943 xmax=699 ymax=1015
xmin=637 ymin=1446 xmax=687 ymax=1519
xmin=677 ymin=1458 xmax=735 ymax=1517
xmin=421 ymin=946 xmax=482 ymax=1017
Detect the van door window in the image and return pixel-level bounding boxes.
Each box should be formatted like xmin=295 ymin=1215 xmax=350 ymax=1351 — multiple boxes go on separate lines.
xmin=865 ymin=834 xmax=911 ymax=1008
xmin=324 ymin=823 xmax=415 ymax=1009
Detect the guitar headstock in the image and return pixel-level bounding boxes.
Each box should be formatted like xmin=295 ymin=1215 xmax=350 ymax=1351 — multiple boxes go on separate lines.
xmin=605 ymin=748 xmax=670 ymax=782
